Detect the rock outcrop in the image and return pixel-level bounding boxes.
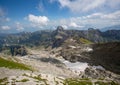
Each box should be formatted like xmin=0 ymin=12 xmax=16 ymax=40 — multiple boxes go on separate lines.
xmin=52 ymin=38 xmax=120 ymax=75
xmin=10 ymin=45 xmax=27 ymax=56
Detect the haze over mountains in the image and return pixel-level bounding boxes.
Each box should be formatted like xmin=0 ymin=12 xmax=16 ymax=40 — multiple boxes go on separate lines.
xmin=101 ymin=25 xmax=120 ymax=31
xmin=0 ymin=24 xmax=120 ymax=33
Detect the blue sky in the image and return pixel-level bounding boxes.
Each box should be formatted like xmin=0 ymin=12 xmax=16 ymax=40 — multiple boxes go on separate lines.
xmin=0 ymin=0 xmax=120 ymax=33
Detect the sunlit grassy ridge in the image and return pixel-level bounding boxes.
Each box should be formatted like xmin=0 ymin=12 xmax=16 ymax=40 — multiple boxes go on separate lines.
xmin=0 ymin=57 xmax=32 ymax=71
xmin=80 ymin=38 xmax=93 ymax=44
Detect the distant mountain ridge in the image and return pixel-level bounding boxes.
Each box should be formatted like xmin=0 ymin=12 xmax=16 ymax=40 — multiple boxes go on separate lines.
xmin=0 ymin=26 xmax=120 ymax=47
xmin=101 ymin=25 xmax=120 ymax=31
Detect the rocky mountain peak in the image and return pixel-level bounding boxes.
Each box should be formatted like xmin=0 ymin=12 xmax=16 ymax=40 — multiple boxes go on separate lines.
xmin=88 ymin=28 xmax=94 ymax=31
xmin=56 ymin=26 xmax=64 ymax=32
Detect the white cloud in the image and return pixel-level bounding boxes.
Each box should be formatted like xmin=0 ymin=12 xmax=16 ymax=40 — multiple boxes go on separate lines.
xmin=1 ymin=26 xmax=10 ymax=30
xmin=82 ymin=13 xmax=103 ymax=19
xmin=51 ymin=0 xmax=120 ymax=13
xmin=50 ymin=19 xmax=84 ymax=29
xmin=82 ymin=11 xmax=120 ymax=20
xmin=62 ymin=25 xmax=68 ymax=29
xmin=69 ymin=22 xmax=82 ymax=28
xmin=24 ymin=11 xmax=120 ymax=30
xmin=75 ymin=11 xmax=120 ymax=28
xmin=102 ymin=11 xmax=120 ymax=19
xmin=58 ymin=0 xmax=105 ymax=12
xmin=28 ymin=14 xmax=49 ymax=27
xmin=50 ymin=10 xmax=120 ymax=29
xmin=15 ymin=22 xmax=24 ymax=31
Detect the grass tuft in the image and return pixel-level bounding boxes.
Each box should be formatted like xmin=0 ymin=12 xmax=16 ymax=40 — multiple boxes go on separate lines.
xmin=0 ymin=77 xmax=8 ymax=83
xmin=64 ymin=78 xmax=92 ymax=85
xmin=20 ymin=79 xmax=29 ymax=82
xmin=95 ymin=81 xmax=119 ymax=85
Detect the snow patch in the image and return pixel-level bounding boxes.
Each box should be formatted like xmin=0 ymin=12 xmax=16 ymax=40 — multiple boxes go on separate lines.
xmin=93 ymin=65 xmax=105 ymax=70
xmin=83 ymin=47 xmax=93 ymax=52
xmin=63 ymin=60 xmax=89 ymax=72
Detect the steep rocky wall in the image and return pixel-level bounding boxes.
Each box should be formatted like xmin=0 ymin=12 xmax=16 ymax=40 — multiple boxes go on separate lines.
xmin=10 ymin=45 xmax=27 ymax=56
xmin=89 ymin=42 xmax=120 ymax=74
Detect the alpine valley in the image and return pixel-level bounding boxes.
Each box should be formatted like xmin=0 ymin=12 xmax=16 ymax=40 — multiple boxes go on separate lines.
xmin=0 ymin=26 xmax=120 ymax=85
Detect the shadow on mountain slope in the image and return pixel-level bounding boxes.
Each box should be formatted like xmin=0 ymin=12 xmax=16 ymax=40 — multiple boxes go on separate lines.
xmin=89 ymin=42 xmax=120 ymax=74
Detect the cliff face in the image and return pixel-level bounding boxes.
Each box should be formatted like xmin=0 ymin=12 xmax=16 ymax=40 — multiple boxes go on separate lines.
xmin=10 ymin=45 xmax=27 ymax=56
xmin=89 ymin=42 xmax=120 ymax=74
xmin=0 ymin=45 xmax=27 ymax=56
xmin=52 ymin=26 xmax=68 ymax=48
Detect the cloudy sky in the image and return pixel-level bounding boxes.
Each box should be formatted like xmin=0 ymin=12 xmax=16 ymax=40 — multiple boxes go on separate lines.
xmin=0 ymin=0 xmax=120 ymax=33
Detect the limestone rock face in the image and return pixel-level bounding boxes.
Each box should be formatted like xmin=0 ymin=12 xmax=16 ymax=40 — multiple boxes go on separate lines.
xmin=84 ymin=67 xmax=107 ymax=79
xmin=52 ymin=26 xmax=68 ymax=48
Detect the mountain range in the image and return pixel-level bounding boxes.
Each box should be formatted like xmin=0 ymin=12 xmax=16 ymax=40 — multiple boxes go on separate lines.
xmin=0 ymin=26 xmax=120 ymax=48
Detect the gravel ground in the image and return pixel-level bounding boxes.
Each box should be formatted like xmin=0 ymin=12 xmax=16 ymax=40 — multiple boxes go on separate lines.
xmin=0 ymin=49 xmax=120 ymax=85
xmin=0 ymin=49 xmax=77 ymax=85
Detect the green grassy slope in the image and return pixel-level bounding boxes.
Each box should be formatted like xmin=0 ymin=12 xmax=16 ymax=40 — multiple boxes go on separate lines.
xmin=0 ymin=57 xmax=32 ymax=71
